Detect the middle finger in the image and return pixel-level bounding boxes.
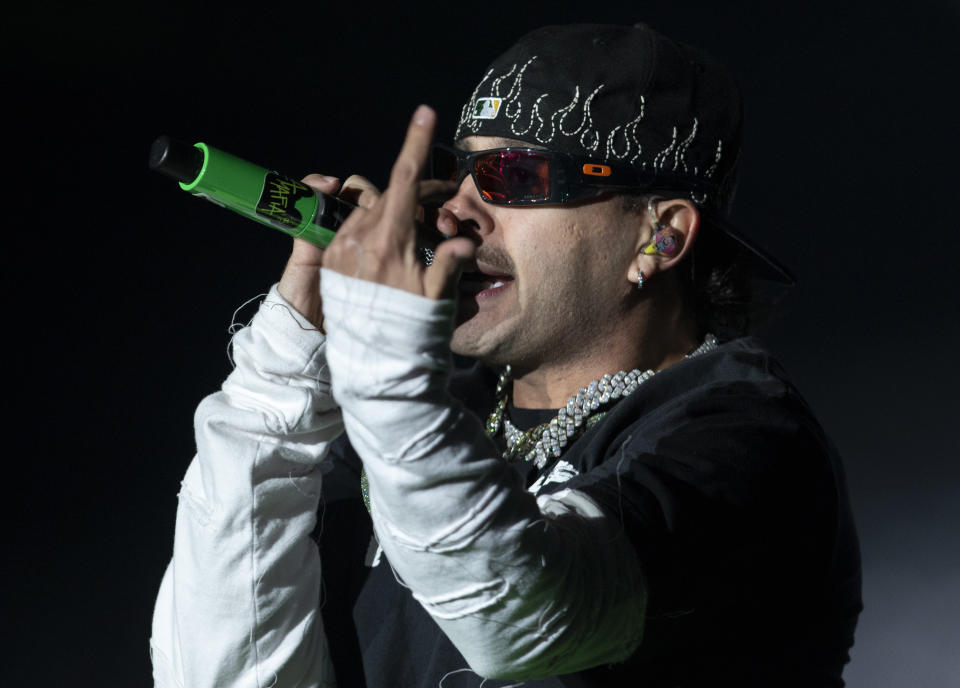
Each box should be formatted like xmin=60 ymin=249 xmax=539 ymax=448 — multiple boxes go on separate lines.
xmin=382 ymin=105 xmax=437 ymax=235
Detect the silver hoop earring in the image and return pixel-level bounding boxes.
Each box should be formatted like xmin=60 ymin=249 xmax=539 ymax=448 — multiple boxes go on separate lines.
xmin=637 ymin=269 xmax=645 ymax=290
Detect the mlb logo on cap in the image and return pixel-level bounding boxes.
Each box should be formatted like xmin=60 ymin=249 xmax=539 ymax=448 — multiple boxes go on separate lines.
xmin=472 ymin=97 xmax=503 ymax=120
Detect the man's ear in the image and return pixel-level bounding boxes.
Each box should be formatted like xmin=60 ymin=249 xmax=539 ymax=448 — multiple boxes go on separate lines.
xmin=627 ymin=197 xmax=700 ymax=287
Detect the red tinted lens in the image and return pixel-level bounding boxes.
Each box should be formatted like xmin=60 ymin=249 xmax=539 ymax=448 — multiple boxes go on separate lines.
xmin=473 ymin=150 xmax=550 ymax=203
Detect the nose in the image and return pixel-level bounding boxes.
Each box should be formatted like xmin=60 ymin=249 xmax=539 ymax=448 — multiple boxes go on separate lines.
xmin=437 ymin=175 xmax=495 ymax=239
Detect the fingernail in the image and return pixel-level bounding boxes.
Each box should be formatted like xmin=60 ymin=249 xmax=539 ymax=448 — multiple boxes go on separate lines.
xmin=319 ymin=175 xmax=339 ymax=184
xmin=436 ymin=214 xmax=454 ymax=236
xmin=413 ymin=104 xmax=432 ymax=125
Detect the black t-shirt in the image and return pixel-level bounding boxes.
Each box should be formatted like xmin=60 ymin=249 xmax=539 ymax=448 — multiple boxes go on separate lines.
xmin=317 ymin=338 xmax=862 ymax=687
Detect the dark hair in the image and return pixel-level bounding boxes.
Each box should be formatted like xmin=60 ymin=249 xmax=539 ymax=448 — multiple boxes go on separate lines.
xmin=621 ymin=194 xmax=762 ymax=341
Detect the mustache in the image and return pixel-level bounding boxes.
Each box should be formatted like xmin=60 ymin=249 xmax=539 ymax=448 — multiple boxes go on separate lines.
xmin=472 ymin=246 xmax=515 ymax=276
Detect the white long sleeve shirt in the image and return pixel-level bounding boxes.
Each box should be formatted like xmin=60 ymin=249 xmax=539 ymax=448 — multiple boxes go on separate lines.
xmin=151 ymin=272 xmax=646 ymax=687
xmin=150 ymin=286 xmax=342 ymax=687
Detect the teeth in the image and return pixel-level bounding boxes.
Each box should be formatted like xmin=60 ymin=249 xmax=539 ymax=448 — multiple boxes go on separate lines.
xmin=458 ymin=277 xmax=509 ymax=294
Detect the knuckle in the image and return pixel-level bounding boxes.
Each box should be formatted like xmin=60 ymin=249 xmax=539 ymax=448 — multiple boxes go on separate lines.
xmin=342 ymin=175 xmax=381 ymax=209
xmin=342 ymin=174 xmax=374 ymax=190
xmin=301 ymin=173 xmax=338 ymax=189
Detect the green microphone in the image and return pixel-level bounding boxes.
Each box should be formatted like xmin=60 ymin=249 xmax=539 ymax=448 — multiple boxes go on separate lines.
xmin=149 ymin=135 xmax=440 ymax=261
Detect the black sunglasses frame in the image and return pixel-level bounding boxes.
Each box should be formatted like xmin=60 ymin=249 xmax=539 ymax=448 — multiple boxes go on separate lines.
xmin=429 ymin=144 xmax=721 ymax=206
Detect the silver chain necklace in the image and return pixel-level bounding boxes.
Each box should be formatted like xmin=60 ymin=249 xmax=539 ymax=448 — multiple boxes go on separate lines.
xmin=485 ymin=334 xmax=718 ymax=468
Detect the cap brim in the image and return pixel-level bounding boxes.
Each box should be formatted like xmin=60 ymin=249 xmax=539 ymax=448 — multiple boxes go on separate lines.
xmin=702 ymin=211 xmax=797 ymax=286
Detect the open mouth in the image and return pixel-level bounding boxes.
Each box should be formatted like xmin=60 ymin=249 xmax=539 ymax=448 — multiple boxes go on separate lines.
xmin=454 ymin=265 xmax=512 ymax=323
xmin=458 ymin=273 xmax=511 ymax=294
xmin=458 ymin=260 xmax=515 ymax=297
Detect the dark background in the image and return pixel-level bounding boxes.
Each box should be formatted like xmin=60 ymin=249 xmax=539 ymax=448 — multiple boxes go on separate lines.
xmin=6 ymin=1 xmax=959 ymax=685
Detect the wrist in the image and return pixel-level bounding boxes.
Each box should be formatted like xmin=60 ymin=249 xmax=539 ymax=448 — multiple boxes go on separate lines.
xmin=277 ymin=267 xmax=323 ymax=329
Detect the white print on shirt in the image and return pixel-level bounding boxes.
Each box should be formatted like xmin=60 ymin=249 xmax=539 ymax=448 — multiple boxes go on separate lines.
xmin=528 ymin=459 xmax=580 ymax=495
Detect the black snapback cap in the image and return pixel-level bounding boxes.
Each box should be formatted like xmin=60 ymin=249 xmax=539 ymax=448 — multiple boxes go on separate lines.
xmin=454 ymin=23 xmax=795 ymax=285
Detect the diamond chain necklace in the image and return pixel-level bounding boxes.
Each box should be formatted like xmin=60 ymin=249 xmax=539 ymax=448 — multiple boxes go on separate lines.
xmin=485 ymin=334 xmax=718 ymax=468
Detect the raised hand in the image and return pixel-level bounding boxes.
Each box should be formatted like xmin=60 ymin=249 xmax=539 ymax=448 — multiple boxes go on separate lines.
xmin=321 ymin=105 xmax=474 ymax=300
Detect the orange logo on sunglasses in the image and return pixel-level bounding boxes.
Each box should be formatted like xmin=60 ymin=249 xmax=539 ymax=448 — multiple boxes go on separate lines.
xmin=582 ymin=163 xmax=612 ymax=177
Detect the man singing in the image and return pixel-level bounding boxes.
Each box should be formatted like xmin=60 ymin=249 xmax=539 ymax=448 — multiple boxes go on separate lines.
xmin=151 ymin=23 xmax=862 ymax=687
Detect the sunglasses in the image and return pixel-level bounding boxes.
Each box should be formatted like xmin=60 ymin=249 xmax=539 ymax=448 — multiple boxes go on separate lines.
xmin=429 ymin=144 xmax=719 ymax=206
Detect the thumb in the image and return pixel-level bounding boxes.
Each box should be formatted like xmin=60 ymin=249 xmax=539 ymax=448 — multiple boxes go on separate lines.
xmin=423 ymin=237 xmax=475 ymax=300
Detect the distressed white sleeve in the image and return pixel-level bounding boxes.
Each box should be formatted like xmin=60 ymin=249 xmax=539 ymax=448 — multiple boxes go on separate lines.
xmin=321 ymin=269 xmax=646 ymax=680
xmin=151 ymin=285 xmax=341 ymax=688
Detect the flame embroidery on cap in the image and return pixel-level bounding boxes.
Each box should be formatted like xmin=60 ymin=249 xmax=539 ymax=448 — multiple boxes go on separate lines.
xmin=605 ymin=96 xmax=645 ymax=163
xmin=690 ymin=138 xmax=724 ymax=206
xmin=501 ymin=58 xmax=540 ymax=135
xmin=458 ymin=63 xmax=717 ymax=180
xmin=553 ymin=85 xmax=605 ymax=153
xmin=674 ymin=119 xmax=699 ymax=173
xmin=488 ymin=62 xmax=518 ymax=98
xmin=507 ymin=92 xmax=543 ymax=137
xmin=652 ymin=119 xmax=703 ymax=174
xmin=653 ymin=126 xmax=679 ymax=170
xmin=495 ymin=58 xmax=532 ymax=103
xmin=458 ymin=58 xmax=537 ymax=138
xmin=458 ymin=57 xmax=603 ymax=154
xmin=503 ymin=61 xmax=538 ymax=128
xmin=704 ymin=139 xmax=723 ymax=178
xmin=576 ymin=86 xmax=605 ymax=152
xmin=535 ymin=83 xmax=577 ymax=143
